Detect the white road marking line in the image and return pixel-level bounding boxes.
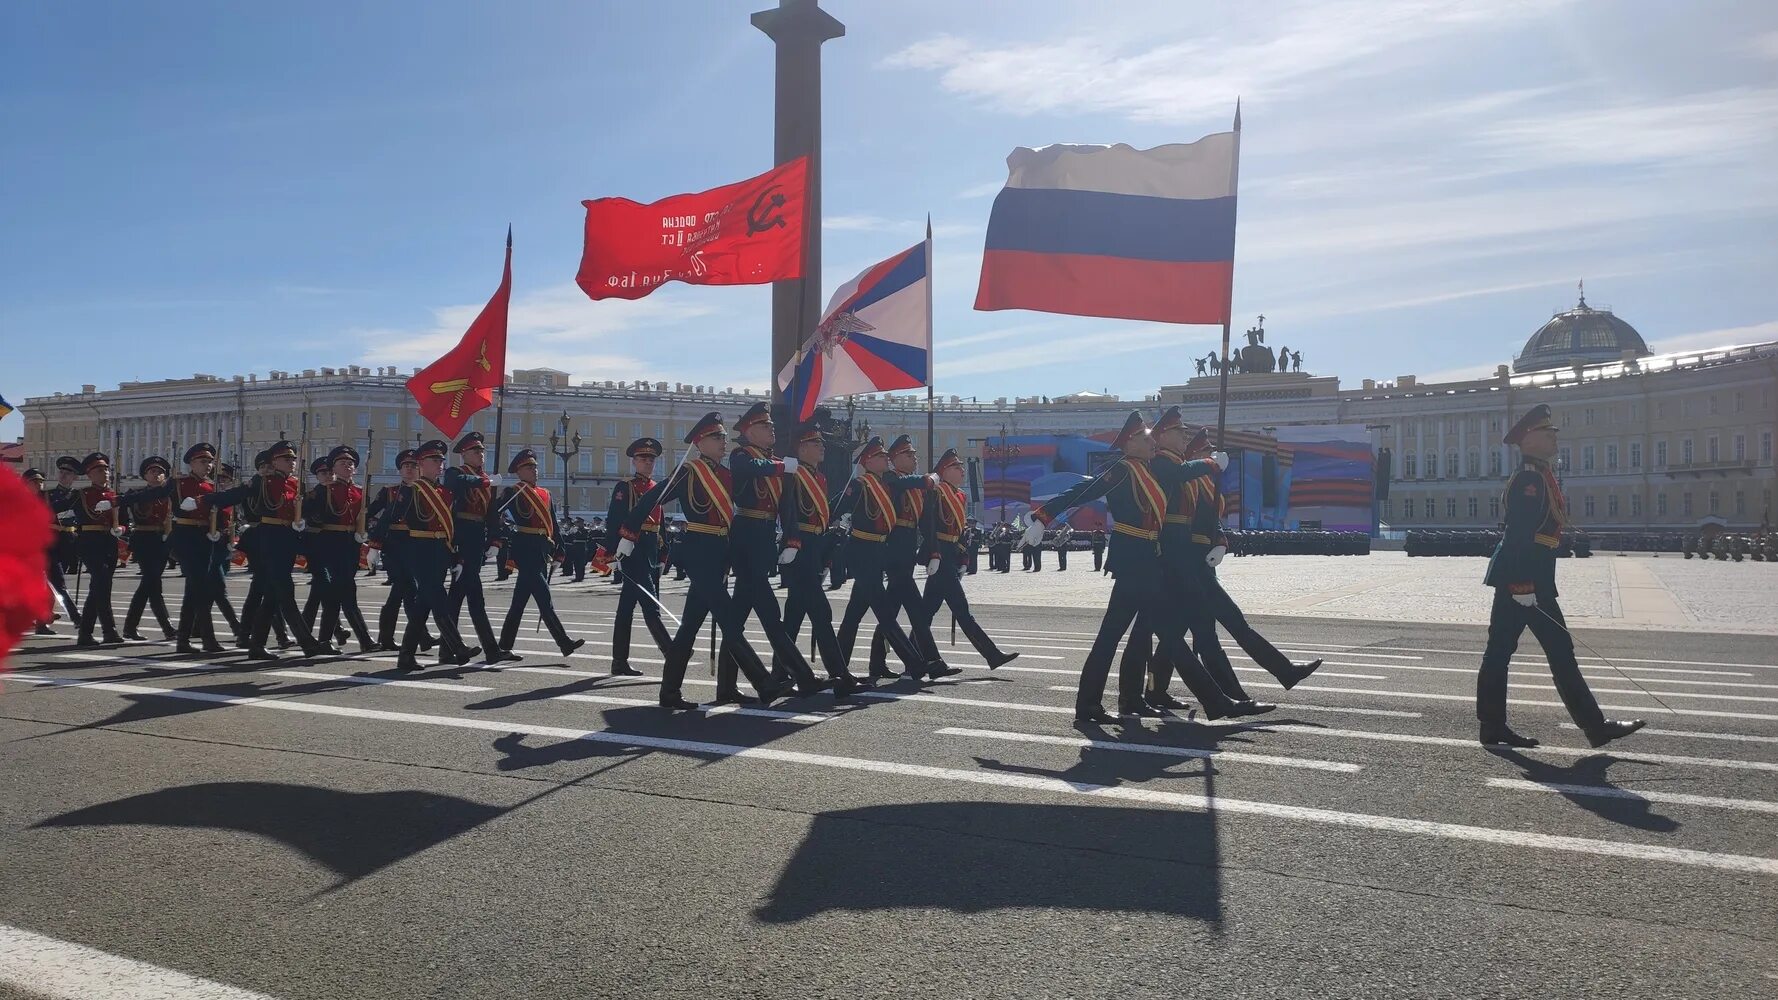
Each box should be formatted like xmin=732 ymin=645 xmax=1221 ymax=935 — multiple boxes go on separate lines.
xmin=1246 ymin=721 xmax=1778 ymax=774
xmin=0 ymin=922 xmax=280 ymax=1000
xmin=1033 ymin=686 xmax=1422 ymax=719
xmin=1323 ymin=644 xmax=1778 ymax=672
xmin=937 ymin=726 xmax=1362 ymax=773
xmin=1276 ymin=648 xmax=1425 ymax=660
xmin=1217 ymin=682 xmax=1778 ymax=723
xmin=9 ymin=674 xmax=1775 ymax=876
xmin=1557 ymin=723 xmax=1778 ymax=745
xmin=963 ymin=661 xmax=1389 ymax=682
xmin=1484 ymin=778 xmax=1778 ymax=815
xmin=550 ymin=693 xmax=829 ymax=723
xmin=262 ymin=670 xmax=493 ymax=693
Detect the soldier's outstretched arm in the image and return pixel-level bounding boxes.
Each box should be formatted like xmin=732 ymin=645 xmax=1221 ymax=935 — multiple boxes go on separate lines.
xmin=1034 ymin=463 xmax=1128 ymax=525
xmin=119 ymin=480 xmax=178 ymax=506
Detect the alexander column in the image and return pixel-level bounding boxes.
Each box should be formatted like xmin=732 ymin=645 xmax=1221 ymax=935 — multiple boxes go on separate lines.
xmin=753 ymin=0 xmax=844 ymax=439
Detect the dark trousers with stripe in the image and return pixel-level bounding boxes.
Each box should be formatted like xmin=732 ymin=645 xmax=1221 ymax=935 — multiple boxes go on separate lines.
xmin=74 ymin=532 xmax=119 ymax=641
xmin=497 ymin=536 xmax=573 ymax=655
xmin=173 ymin=526 xmax=221 ymax=646
xmin=921 ymin=557 xmax=1009 ymax=662
xmin=611 ymin=553 xmax=672 ymax=668
xmin=123 ymin=532 xmax=174 ymax=637
xmin=315 ymin=533 xmax=374 ymax=649
xmin=448 ymin=525 xmax=500 ymax=653
xmin=835 ymin=540 xmax=932 ymax=674
xmin=780 ymin=533 xmax=850 ymax=681
xmin=724 ymin=518 xmax=817 ymax=689
xmin=1477 ymin=588 xmax=1605 ymax=729
xmin=655 ymin=533 xmax=773 ymax=703
xmin=403 ymin=537 xmax=471 ymax=660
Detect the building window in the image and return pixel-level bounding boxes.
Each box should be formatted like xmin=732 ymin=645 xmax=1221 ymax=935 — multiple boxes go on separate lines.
xmin=1629 ymin=442 xmax=1641 ymax=468
xmin=632 ymin=422 xmax=643 ymax=438
xmin=356 ymin=412 xmax=370 ymax=429
xmin=1630 ymin=493 xmax=1642 ymax=516
xmin=531 ymin=418 xmax=545 ymax=434
xmin=1607 ymin=495 xmax=1619 ymax=516
xmin=1605 ymin=444 xmax=1617 ymax=470
xmin=1682 ymin=439 xmax=1693 ymax=465
xmin=1581 ymin=445 xmax=1595 ymax=471
xmin=1734 ymin=391 xmax=1744 ymax=413
xmin=1557 ymin=447 xmax=1571 ymax=471
xmin=1584 ymin=408 xmax=1594 ymax=425
xmin=1403 ymin=498 xmax=1415 ymax=518
xmin=604 ymin=448 xmax=619 ymax=474
xmin=1709 ymin=491 xmax=1720 ymax=514
xmin=385 ymin=413 xmax=398 ymax=429
xmin=1489 ymin=496 xmax=1500 ymax=520
xmin=1466 ymin=496 xmax=1478 ymax=518
xmin=1444 ymin=497 xmax=1456 ymax=518
xmin=605 ymin=421 xmax=618 ymax=437
xmin=1405 ymin=454 xmax=1417 ymax=478
xmin=1655 ymin=441 xmax=1667 ymax=467
xmin=578 ymin=451 xmax=592 ymax=474
xmin=1446 ymin=451 xmax=1458 ymax=479
xmin=1735 ymin=492 xmax=1746 ymax=516
xmin=1682 ymin=492 xmax=1693 ymax=516
xmin=1708 ymin=395 xmax=1719 ymax=416
xmin=1583 ymin=495 xmax=1596 ymax=517
xmin=1382 ymin=499 xmax=1392 ymax=519
xmin=1734 ymin=435 xmax=1746 ymax=461
xmin=1489 ymin=452 xmax=1501 ymax=477
xmin=1427 ymin=454 xmax=1438 ymax=478
xmin=1764 ymin=432 xmax=1774 ymax=461
xmin=1467 ymin=450 xmax=1478 ymax=477
xmin=383 ymin=444 xmax=397 ymax=471
xmin=1707 ymin=437 xmax=1720 ymax=463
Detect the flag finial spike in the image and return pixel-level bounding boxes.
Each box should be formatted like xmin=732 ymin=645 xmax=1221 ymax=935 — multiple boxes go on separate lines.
xmin=506 ymin=224 xmax=513 ymax=250
xmin=1233 ymin=97 xmax=1242 ymax=132
xmin=925 ymin=213 xmax=932 ymax=239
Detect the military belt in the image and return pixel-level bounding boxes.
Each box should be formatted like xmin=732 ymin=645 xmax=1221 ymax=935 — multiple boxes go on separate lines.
xmin=321 ymin=524 xmax=353 ymax=532
xmin=850 ymin=528 xmax=887 ymax=543
xmin=737 ymin=508 xmax=775 ymax=520
xmin=797 ymin=522 xmax=826 ymax=534
xmin=260 ymin=517 xmax=293 ymax=526
xmin=78 ymin=525 xmax=111 ymax=533
xmin=937 ymin=531 xmax=959 ymax=543
xmin=895 ymin=519 xmax=917 ymax=528
xmin=684 ymin=522 xmax=728 ymax=537
xmin=1534 ymin=533 xmax=1560 ymax=548
xmin=516 ymin=526 xmax=550 ymax=536
xmin=409 ymin=530 xmax=448 ymax=539
xmin=174 ymin=517 xmax=207 ymax=527
xmin=1112 ymin=523 xmax=1158 ymax=542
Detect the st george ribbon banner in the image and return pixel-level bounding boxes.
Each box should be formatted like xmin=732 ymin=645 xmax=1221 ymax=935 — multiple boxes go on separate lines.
xmin=974 ymin=130 xmax=1239 ymax=325
xmin=777 ymin=236 xmax=931 ymax=422
xmin=406 ymin=229 xmax=512 ymax=439
xmin=576 ymin=157 xmax=809 ymax=301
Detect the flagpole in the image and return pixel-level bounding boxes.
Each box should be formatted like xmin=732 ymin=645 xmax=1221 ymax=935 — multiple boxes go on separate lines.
xmin=924 ymin=215 xmax=935 ymax=461
xmin=491 ymin=226 xmax=511 ymax=471
xmin=1214 ymin=99 xmax=1242 ymax=451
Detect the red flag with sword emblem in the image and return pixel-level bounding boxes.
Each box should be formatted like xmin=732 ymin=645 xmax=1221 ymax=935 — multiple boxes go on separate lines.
xmin=407 ymin=229 xmax=512 ymax=438
xmin=576 ymin=157 xmax=808 ymax=301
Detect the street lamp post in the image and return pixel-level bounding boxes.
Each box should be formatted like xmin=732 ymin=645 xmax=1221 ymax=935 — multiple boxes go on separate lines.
xmin=548 ymin=411 xmax=581 ymax=521
xmin=983 ymin=422 xmax=1020 ymax=524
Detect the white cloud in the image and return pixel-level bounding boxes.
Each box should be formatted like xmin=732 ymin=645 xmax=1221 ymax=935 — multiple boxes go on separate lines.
xmin=1472 ymin=87 xmax=1778 ymax=169
xmin=1646 ymin=320 xmax=1778 ymax=355
xmin=942 ymin=323 xmax=1215 ymax=378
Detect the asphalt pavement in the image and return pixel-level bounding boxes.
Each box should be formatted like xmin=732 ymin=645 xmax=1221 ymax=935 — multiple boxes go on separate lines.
xmin=3 ymin=564 xmax=1775 ymax=999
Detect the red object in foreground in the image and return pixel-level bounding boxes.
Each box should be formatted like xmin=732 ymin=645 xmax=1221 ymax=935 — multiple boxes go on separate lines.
xmin=406 ymin=231 xmax=513 ymax=439
xmin=576 ymin=157 xmax=807 ymax=301
xmin=0 ymin=464 xmax=53 ymax=671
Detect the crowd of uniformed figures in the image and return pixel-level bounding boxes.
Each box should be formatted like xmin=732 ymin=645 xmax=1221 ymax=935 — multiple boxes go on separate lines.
xmin=22 ymin=400 xmax=1648 ymax=746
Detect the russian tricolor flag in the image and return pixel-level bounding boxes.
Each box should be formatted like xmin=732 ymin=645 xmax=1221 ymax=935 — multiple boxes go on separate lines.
xmin=778 ymin=237 xmax=932 ymax=421
xmin=975 ymin=126 xmax=1239 ymax=326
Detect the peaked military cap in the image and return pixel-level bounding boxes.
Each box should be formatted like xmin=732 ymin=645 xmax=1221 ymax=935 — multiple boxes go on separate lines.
xmin=887 ymin=434 xmax=916 ymax=458
xmin=1110 ymin=411 xmax=1148 ymax=452
xmin=309 ymin=457 xmax=331 ymax=476
xmin=1184 ymin=427 xmax=1212 ymax=457
xmin=22 ymin=467 xmax=45 ymax=482
xmin=683 ymin=411 xmax=724 ymax=444
xmin=416 ymin=439 xmax=450 ymax=461
xmin=507 ymin=448 xmax=540 ymax=473
xmin=265 ymin=440 xmax=297 ymax=462
xmin=253 ymin=449 xmax=272 ymax=469
xmin=735 ymin=401 xmax=772 ymax=432
xmin=855 ymin=436 xmax=886 ymax=465
xmin=1152 ymin=406 xmax=1185 ymax=436
xmin=396 ymin=449 xmax=419 ymax=468
xmin=626 ymin=437 xmax=662 ymax=459
xmin=933 ymin=448 xmax=963 ymax=473
xmin=81 ymin=452 xmax=111 ymax=473
xmin=327 ymin=445 xmax=360 ymax=467
xmin=54 ymin=455 xmax=81 ymax=474
xmin=139 ymin=456 xmax=172 ymax=477
xmin=796 ymin=423 xmax=824 ymax=446
xmin=1504 ymin=404 xmax=1556 ymax=446
xmin=453 ymin=431 xmax=485 ymax=454
xmin=183 ymin=443 xmax=217 ymax=464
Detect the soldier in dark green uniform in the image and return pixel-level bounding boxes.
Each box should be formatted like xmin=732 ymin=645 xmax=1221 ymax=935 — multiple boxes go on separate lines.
xmin=599 ymin=437 xmax=673 ymax=676
xmin=778 ymin=423 xmax=865 ymax=695
xmin=40 ymin=457 xmax=84 ymax=632
xmin=1478 ymin=404 xmax=1644 ymax=749
xmin=443 ymin=431 xmax=515 ymax=664
xmin=121 ymin=456 xmax=177 ymax=641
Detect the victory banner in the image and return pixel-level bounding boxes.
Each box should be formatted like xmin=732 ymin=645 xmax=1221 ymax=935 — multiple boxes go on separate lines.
xmin=576 ymin=157 xmax=808 ymax=301
xmin=406 ymin=230 xmax=512 ymax=439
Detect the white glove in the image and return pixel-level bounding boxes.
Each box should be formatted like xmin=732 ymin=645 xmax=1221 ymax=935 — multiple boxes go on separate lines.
xmin=355 ymin=532 xmax=368 ymax=544
xmin=615 ymin=537 xmax=635 ymax=559
xmin=179 ymin=496 xmax=199 ymax=512
xmin=56 ymin=509 xmax=75 ymax=522
xmin=927 ymin=557 xmax=941 ymax=575
xmin=1512 ymin=592 xmax=1537 ymax=608
xmin=293 ymin=519 xmax=308 ymax=533
xmin=110 ymin=526 xmax=125 ymax=538
xmin=778 ymin=547 xmax=798 ymax=565
xmin=94 ymin=500 xmax=113 ymax=512
xmin=1022 ymin=520 xmax=1045 ymax=548
xmin=207 ymin=531 xmax=222 ymax=543
xmin=1210 ymin=451 xmax=1229 ymax=469
xmin=488 ymin=474 xmax=505 ymax=487
xmin=1206 ymin=544 xmax=1227 ymax=567
xmin=837 ymin=514 xmax=852 ymax=533
xmin=780 ymin=456 xmax=798 ymax=474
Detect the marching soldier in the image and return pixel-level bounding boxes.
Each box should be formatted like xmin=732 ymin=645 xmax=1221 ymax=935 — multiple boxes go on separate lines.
xmin=832 ymin=437 xmax=949 ymax=683
xmin=307 ymin=445 xmax=376 ymax=654
xmin=613 ymin=412 xmax=788 ymax=710
xmin=598 ymin=437 xmax=673 ymax=676
xmin=233 ymin=450 xmax=293 ymax=651
xmin=1478 ymin=405 xmax=1643 ymax=748
xmin=1053 ymin=521 xmax=1072 ymax=571
xmin=367 ymin=449 xmax=435 ymax=652
xmin=37 ymin=458 xmax=83 ymax=633
xmin=384 ymin=439 xmax=481 ymax=671
xmin=23 ymin=468 xmax=66 ymax=635
xmin=1026 ymin=413 xmax=1255 ymax=725
xmin=235 ymin=441 xmax=334 ymax=661
xmin=50 ymin=453 xmax=128 ymax=647
xmin=209 ymin=462 xmax=244 ymax=641
xmin=723 ymin=402 xmax=828 ymax=697
xmin=444 ymin=431 xmax=515 ymax=664
xmin=121 ymin=456 xmax=177 ymax=641
xmin=864 ymin=435 xmax=958 ymax=683
xmin=922 ymin=448 xmax=1019 ymax=669
xmin=495 ymin=448 xmax=585 ymax=661
xmin=777 ymin=422 xmax=866 ymax=695
xmin=168 ymin=444 xmax=230 ymax=654
xmin=299 ymin=456 xmax=335 ymax=639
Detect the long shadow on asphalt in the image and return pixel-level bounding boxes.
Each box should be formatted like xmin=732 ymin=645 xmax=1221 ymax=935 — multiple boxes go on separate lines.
xmin=1488 ymin=748 xmax=1680 ymax=832
xmin=757 ymin=795 xmax=1223 ymax=926
xmin=31 ymin=781 xmax=506 ymax=891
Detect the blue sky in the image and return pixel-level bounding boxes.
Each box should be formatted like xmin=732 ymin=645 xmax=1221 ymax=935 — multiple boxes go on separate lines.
xmin=4 ymin=0 xmax=1775 ymax=444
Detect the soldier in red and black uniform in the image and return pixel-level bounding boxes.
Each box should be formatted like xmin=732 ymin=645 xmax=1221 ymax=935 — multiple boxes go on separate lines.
xmin=779 ymin=423 xmax=865 ymax=694
xmin=121 ymin=455 xmax=178 ymax=641
xmin=308 ymin=445 xmax=376 ymax=653
xmin=861 ymin=435 xmax=957 ymax=683
xmin=299 ymin=457 xmax=338 ymax=642
xmin=920 ymin=448 xmax=1018 ymax=670
xmin=724 ymin=401 xmax=827 ymax=697
xmin=167 ymin=443 xmax=230 ymax=653
xmin=49 ymin=452 xmax=127 ymax=647
xmin=832 ymin=437 xmax=948 ymax=683
xmin=366 ymin=449 xmax=434 ymax=652
xmin=233 ymin=440 xmax=333 ymax=661
xmin=37 ymin=457 xmax=84 ymax=633
xmin=598 ymin=436 xmax=672 ymax=676
xmin=444 ymin=431 xmax=514 ymax=664
xmin=614 ymin=412 xmax=788 ymax=710
xmin=23 ymin=467 xmax=65 ymax=635
xmin=494 ymin=448 xmax=582 ymax=662
xmin=382 ymin=439 xmax=481 ymax=671
xmin=1478 ymin=404 xmax=1643 ymax=749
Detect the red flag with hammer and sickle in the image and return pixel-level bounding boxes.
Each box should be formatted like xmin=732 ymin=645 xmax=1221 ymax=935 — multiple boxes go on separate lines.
xmin=576 ymin=157 xmax=807 ymax=301
xmin=407 ymin=229 xmax=512 ymax=438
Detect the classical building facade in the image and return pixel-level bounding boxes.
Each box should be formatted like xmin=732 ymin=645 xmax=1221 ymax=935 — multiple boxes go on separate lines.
xmin=22 ymin=296 xmax=1777 ymax=532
